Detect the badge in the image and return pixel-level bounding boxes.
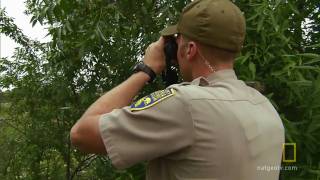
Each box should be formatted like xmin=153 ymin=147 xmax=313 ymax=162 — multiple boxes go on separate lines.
xmin=131 ymin=88 xmax=176 ymax=111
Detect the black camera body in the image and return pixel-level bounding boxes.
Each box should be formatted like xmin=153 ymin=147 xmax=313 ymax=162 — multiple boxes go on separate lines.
xmin=163 ymin=37 xmax=179 ymax=86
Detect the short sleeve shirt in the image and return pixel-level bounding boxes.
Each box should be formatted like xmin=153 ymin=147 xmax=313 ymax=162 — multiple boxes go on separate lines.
xmin=99 ymin=69 xmax=285 ymax=180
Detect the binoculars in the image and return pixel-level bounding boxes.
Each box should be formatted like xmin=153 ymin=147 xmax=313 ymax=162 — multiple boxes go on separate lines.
xmin=163 ymin=36 xmax=179 ymax=86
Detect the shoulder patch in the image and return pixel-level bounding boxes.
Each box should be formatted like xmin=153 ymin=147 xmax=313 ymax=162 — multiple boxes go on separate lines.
xmin=131 ymin=88 xmax=176 ymax=111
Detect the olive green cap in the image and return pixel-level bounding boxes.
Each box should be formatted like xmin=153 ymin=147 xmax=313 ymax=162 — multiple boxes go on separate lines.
xmin=161 ymin=0 xmax=246 ymax=52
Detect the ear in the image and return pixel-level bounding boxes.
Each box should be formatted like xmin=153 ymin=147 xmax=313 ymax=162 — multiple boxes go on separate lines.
xmin=186 ymin=42 xmax=198 ymax=62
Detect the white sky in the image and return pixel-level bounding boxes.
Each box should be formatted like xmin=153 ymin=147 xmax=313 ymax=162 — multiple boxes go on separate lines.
xmin=1 ymin=0 xmax=50 ymax=58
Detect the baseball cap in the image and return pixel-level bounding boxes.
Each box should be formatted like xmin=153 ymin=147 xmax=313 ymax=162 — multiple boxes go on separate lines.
xmin=160 ymin=0 xmax=246 ymax=52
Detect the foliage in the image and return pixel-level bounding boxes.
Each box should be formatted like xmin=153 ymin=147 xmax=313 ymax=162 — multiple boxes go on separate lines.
xmin=0 ymin=0 xmax=320 ymax=179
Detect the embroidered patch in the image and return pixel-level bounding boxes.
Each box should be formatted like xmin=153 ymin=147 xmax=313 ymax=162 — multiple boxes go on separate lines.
xmin=131 ymin=88 xmax=176 ymax=111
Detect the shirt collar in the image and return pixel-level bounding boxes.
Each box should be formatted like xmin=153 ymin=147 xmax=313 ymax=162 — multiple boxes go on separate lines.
xmin=191 ymin=69 xmax=238 ymax=86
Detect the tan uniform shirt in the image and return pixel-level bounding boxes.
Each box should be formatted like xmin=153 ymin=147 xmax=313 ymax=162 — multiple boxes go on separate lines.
xmin=99 ymin=69 xmax=285 ymax=180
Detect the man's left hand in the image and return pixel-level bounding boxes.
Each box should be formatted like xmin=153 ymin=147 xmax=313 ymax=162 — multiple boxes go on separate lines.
xmin=143 ymin=37 xmax=166 ymax=75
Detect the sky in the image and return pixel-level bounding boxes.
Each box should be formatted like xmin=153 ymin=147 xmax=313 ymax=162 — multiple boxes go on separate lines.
xmin=1 ymin=0 xmax=50 ymax=58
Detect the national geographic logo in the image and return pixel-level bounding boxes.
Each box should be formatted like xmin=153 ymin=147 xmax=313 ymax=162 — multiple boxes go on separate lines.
xmin=256 ymin=143 xmax=298 ymax=172
xmin=282 ymin=143 xmax=296 ymax=163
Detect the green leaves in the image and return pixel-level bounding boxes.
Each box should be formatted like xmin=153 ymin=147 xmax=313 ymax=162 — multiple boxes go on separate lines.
xmin=1 ymin=0 xmax=320 ymax=179
xmin=96 ymin=24 xmax=108 ymax=42
xmin=248 ymin=61 xmax=256 ymax=79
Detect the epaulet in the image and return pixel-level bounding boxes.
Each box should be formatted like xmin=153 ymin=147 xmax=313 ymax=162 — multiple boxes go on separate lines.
xmin=169 ymin=82 xmax=191 ymax=88
xmin=180 ymin=82 xmax=192 ymax=86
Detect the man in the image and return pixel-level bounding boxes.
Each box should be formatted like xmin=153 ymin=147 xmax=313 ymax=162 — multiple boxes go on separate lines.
xmin=70 ymin=0 xmax=285 ymax=179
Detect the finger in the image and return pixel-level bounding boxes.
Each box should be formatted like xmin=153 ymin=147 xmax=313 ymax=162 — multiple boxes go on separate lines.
xmin=159 ymin=36 xmax=165 ymax=43
xmin=146 ymin=44 xmax=152 ymax=52
xmin=157 ymin=37 xmax=165 ymax=48
xmin=148 ymin=44 xmax=154 ymax=52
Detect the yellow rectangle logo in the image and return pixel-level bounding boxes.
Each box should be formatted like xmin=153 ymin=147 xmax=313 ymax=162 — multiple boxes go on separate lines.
xmin=282 ymin=143 xmax=296 ymax=163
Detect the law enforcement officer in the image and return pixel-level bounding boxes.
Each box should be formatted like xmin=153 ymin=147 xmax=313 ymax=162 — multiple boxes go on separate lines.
xmin=70 ymin=0 xmax=285 ymax=179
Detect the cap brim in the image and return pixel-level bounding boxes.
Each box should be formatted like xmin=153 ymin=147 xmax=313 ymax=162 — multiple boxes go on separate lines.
xmin=160 ymin=24 xmax=178 ymax=36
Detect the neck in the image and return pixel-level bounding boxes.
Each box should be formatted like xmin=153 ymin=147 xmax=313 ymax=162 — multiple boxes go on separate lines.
xmin=191 ymin=62 xmax=233 ymax=80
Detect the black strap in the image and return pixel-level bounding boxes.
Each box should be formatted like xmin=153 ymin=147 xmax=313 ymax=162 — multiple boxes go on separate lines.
xmin=133 ymin=62 xmax=156 ymax=83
